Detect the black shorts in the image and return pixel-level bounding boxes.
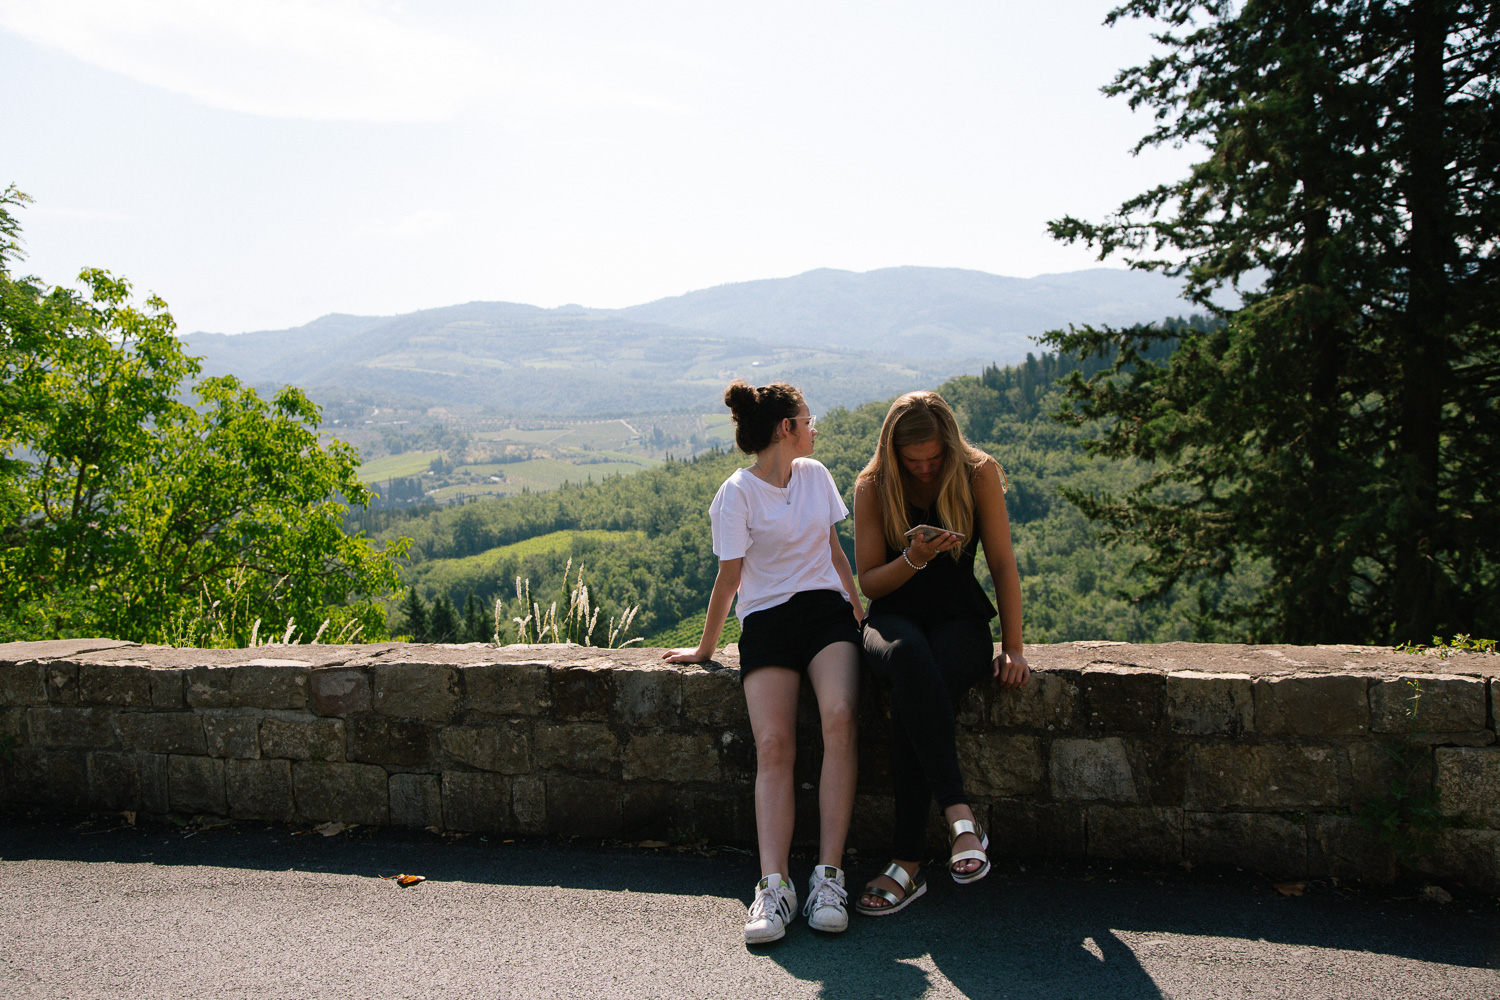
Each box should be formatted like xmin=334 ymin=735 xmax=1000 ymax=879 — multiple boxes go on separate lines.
xmin=738 ymin=590 xmax=861 ymax=676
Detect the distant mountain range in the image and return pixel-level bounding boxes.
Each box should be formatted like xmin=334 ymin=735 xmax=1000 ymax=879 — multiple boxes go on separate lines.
xmin=182 ymin=266 xmax=1193 ymax=415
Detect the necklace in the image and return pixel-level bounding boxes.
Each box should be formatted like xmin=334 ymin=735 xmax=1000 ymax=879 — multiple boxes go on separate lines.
xmin=752 ymin=463 xmax=792 ymax=504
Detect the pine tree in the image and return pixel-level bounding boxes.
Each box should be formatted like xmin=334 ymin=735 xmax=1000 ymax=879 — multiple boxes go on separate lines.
xmin=428 ymin=594 xmax=457 ymax=643
xmin=1044 ymin=1 xmax=1500 ymax=643
xmin=460 ymin=592 xmax=485 ymax=643
xmin=399 ymin=587 xmax=429 ymax=642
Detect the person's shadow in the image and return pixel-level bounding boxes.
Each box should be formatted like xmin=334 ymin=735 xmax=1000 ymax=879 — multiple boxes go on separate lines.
xmin=764 ymin=858 xmax=1496 ymax=1000
xmin=762 ymin=868 xmax=1162 ymax=1000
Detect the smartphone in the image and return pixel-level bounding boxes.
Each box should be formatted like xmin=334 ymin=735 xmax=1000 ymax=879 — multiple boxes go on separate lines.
xmin=904 ymin=524 xmax=965 ymax=542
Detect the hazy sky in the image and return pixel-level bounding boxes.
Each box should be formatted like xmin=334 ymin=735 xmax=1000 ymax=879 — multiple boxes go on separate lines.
xmin=0 ymin=1 xmax=1201 ymax=335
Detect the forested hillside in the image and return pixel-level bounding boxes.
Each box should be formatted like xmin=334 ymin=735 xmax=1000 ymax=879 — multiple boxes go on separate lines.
xmin=358 ymin=318 xmax=1258 ymax=645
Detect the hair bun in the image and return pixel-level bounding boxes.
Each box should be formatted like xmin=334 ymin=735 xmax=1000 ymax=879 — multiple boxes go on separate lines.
xmin=724 ymin=378 xmax=756 ymax=412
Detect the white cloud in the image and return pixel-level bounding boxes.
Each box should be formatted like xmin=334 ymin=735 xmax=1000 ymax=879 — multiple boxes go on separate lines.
xmin=0 ymin=0 xmax=486 ymax=121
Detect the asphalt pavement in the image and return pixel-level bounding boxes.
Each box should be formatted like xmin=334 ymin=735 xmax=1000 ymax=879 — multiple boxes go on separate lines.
xmin=1 ymin=813 xmax=1497 ymax=1000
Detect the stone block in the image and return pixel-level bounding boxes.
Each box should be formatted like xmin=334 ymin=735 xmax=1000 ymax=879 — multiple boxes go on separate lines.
xmin=1184 ymin=812 xmax=1307 ymax=875
xmin=183 ymin=665 xmax=242 ymax=708
xmin=1307 ymin=814 xmax=1398 ymax=883
xmin=260 ymin=716 xmax=346 ymax=762
xmin=992 ymin=669 xmax=1079 ymax=732
xmin=1435 ymin=747 xmax=1500 ymax=827
xmin=86 ymin=752 xmax=141 ymax=811
xmin=551 ymin=665 xmax=615 ymax=722
xmin=226 ymin=759 xmax=294 ymax=821
xmin=1254 ymin=675 xmax=1368 ymax=736
xmin=680 ymin=667 xmax=745 ymax=728
xmin=1080 ymin=666 xmax=1163 ymax=732
xmin=1122 ymin=738 xmax=1187 ymax=806
xmin=293 ymin=761 xmax=389 ymax=825
xmin=1086 ymin=805 xmax=1183 ymax=862
xmin=348 ymin=717 xmax=438 ymax=768
xmin=371 ymin=662 xmax=458 ymax=723
xmin=1051 ymin=738 xmax=1139 ymax=803
xmin=141 ymin=753 xmax=169 ymax=813
xmin=955 ymin=686 xmax=986 ymax=727
xmin=309 ymin=668 xmax=371 ymax=717
xmin=533 ymin=722 xmax=618 ymax=774
xmin=439 ymin=723 xmax=529 ymax=773
xmin=1409 ymin=828 xmax=1500 ymax=894
xmin=622 ymin=784 xmax=744 ymax=844
xmin=623 ymin=731 xmax=719 ymax=783
xmin=986 ymin=799 xmax=1087 ymax=858
xmin=512 ymin=776 xmax=546 ymax=835
xmin=1183 ymin=744 xmax=1341 ymax=811
xmin=150 ymin=669 xmax=187 ymax=709
xmin=0 ymin=706 xmax=22 ymax=742
xmin=115 ymin=712 xmax=206 ymax=756
xmin=461 ymin=661 xmax=551 ymax=717
xmin=442 ymin=770 xmax=510 ymax=832
xmin=717 ymin=727 xmax=758 ymax=784
xmin=1165 ymin=671 xmax=1254 ymax=736
xmin=45 ymin=662 xmax=79 ymax=705
xmin=203 ymin=711 xmax=262 ymax=759
xmin=9 ymin=749 xmax=87 ymax=808
xmin=168 ymin=755 xmax=226 ymax=814
xmin=1346 ymin=741 xmax=1428 ymax=805
xmin=955 ymin=732 xmax=1043 ymax=797
xmin=27 ymin=706 xmax=118 ymax=749
xmin=613 ymin=667 xmax=683 ymax=727
xmin=390 ymin=772 xmax=442 ymax=828
xmin=546 ymin=775 xmax=622 ymax=837
xmin=847 ymin=792 xmax=896 ymax=854
xmin=1370 ymin=675 xmax=1488 ymax=738
xmin=78 ymin=663 xmax=152 ymax=707
xmin=188 ymin=662 xmax=309 ymax=710
xmin=0 ymin=662 xmax=46 ymax=705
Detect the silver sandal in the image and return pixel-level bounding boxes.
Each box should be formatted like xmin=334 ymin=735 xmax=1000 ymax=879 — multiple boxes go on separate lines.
xmin=855 ymin=862 xmax=927 ymax=917
xmin=948 ymin=818 xmax=991 ymax=884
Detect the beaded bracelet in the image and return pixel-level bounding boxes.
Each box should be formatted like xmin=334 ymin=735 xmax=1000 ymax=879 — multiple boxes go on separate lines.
xmin=901 ymin=547 xmax=927 ymax=570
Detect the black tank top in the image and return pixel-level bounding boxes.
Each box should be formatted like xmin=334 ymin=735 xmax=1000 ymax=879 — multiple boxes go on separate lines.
xmin=866 ymin=502 xmax=997 ymax=627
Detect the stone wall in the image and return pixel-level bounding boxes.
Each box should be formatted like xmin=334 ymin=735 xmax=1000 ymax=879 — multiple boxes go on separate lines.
xmin=2 ymin=638 xmax=1497 ymax=890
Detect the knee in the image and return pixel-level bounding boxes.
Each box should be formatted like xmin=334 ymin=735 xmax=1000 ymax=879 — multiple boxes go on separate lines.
xmin=883 ymin=637 xmax=938 ymax=688
xmin=755 ymin=729 xmax=797 ymax=773
xmin=819 ymin=699 xmax=857 ymax=748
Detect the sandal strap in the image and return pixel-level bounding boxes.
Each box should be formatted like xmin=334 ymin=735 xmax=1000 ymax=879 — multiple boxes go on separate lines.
xmin=949 ymin=849 xmax=987 ymax=867
xmin=949 ymin=818 xmax=981 ymax=842
xmin=864 ymin=885 xmax=904 ymax=908
xmin=879 ymin=862 xmax=919 ymax=897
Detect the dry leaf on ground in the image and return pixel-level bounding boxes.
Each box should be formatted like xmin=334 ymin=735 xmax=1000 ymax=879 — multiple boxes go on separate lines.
xmin=380 ymin=874 xmax=427 ymax=887
xmin=314 ymin=821 xmax=349 ymax=837
xmin=1273 ymin=882 xmax=1306 ymax=897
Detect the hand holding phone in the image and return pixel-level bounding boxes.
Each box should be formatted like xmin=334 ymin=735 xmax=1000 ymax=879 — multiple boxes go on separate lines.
xmin=904 ymin=524 xmax=964 ymax=543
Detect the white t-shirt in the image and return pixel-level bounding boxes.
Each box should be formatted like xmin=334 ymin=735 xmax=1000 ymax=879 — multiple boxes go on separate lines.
xmin=709 ymin=457 xmax=850 ymax=622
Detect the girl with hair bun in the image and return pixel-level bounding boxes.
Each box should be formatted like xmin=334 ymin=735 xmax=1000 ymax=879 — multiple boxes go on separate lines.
xmin=665 ymin=379 xmax=863 ymax=945
xmin=851 ymin=390 xmax=1028 ymax=917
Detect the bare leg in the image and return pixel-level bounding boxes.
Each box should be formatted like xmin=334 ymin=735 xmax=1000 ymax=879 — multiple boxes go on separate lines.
xmin=741 ymin=665 xmax=802 ymax=880
xmin=806 ymin=641 xmax=859 ymax=868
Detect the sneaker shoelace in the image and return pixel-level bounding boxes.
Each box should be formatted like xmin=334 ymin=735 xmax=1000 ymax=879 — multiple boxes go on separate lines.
xmin=749 ymin=884 xmax=788 ymax=921
xmin=803 ymin=874 xmax=847 ymax=917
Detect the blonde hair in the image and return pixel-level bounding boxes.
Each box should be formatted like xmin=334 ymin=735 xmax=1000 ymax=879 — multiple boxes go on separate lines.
xmin=856 ymin=391 xmax=1006 ymax=557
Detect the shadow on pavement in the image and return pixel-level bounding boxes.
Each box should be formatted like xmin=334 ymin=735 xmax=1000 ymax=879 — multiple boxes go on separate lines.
xmin=3 ymin=810 xmax=1495 ymax=999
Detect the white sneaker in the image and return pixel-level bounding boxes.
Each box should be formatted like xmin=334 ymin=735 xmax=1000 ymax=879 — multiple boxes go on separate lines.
xmin=744 ymin=874 xmax=797 ymax=944
xmin=803 ymin=864 xmax=849 ymax=933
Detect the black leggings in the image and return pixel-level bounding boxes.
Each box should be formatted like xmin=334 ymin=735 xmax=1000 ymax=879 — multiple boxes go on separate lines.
xmin=862 ymin=613 xmax=994 ymax=861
